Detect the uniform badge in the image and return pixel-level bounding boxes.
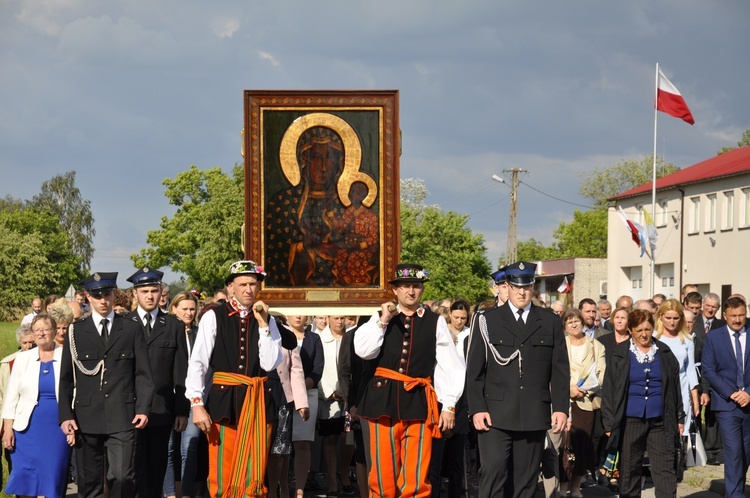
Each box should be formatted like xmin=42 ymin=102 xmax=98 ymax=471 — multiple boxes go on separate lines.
xmin=142 ymin=266 xmax=150 ymax=273
xmin=94 ymin=273 xmax=101 ymax=281
xmin=519 ymin=262 xmax=525 ymax=270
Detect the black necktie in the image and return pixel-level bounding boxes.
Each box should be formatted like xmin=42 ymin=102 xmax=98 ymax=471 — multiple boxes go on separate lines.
xmin=517 ymin=308 xmax=525 ymax=325
xmin=101 ymin=318 xmax=110 ymax=346
xmin=144 ymin=313 xmax=152 ymax=339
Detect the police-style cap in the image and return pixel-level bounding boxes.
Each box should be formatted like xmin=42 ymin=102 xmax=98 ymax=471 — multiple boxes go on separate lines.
xmin=126 ymin=266 xmax=164 ymax=287
xmin=504 ymin=261 xmax=537 ymax=286
xmin=490 ymin=267 xmax=507 ymax=284
xmin=226 ymin=260 xmax=267 ymax=284
xmin=81 ymin=272 xmax=118 ymax=293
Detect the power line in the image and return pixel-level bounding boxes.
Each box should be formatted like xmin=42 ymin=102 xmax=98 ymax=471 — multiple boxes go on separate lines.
xmin=518 ymin=180 xmax=594 ymax=210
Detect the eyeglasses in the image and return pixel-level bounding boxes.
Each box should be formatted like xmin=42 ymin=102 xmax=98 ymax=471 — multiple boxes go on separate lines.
xmin=32 ymin=328 xmax=54 ymax=334
xmin=508 ymin=284 xmax=532 ymax=293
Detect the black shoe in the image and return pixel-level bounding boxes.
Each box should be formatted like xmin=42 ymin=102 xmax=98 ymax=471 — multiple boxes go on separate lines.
xmin=707 ymin=456 xmax=721 ymax=465
xmin=340 ymin=484 xmax=355 ymax=496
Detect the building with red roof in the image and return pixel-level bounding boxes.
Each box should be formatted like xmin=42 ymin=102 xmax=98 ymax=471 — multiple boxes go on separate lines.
xmin=606 ymin=146 xmax=750 ymax=303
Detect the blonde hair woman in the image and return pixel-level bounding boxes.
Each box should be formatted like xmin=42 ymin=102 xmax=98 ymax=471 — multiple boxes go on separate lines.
xmin=654 ymin=299 xmax=699 ymax=435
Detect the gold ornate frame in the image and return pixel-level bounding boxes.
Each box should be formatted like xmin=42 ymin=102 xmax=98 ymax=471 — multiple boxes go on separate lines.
xmin=243 ymin=90 xmax=400 ymax=313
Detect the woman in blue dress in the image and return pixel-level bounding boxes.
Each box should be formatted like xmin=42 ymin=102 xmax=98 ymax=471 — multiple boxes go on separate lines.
xmin=654 ymin=299 xmax=700 ymax=434
xmin=1 ymin=314 xmax=71 ymax=497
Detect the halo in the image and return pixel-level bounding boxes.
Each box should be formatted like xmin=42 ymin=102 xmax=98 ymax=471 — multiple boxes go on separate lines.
xmin=279 ymin=112 xmax=377 ymax=208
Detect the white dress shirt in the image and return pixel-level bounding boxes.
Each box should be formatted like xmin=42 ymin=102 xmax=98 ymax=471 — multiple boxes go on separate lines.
xmin=184 ymin=309 xmax=283 ymax=403
xmin=354 ymin=309 xmax=465 ymax=410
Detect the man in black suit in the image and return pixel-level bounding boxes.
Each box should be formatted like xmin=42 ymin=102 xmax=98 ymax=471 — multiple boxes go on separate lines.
xmin=691 ymin=292 xmax=727 ymax=465
xmin=125 ymin=267 xmax=189 ymax=498
xmin=59 ymin=272 xmax=155 ymax=498
xmin=466 ymin=261 xmax=569 ymax=498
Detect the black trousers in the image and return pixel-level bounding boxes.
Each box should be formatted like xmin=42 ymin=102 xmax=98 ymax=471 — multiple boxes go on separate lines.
xmin=77 ymin=430 xmax=136 ymax=498
xmin=477 ymin=427 xmax=545 ymax=498
xmin=134 ymin=424 xmax=172 ymax=498
xmin=429 ymin=433 xmax=468 ymax=498
xmin=618 ymin=417 xmax=676 ymax=498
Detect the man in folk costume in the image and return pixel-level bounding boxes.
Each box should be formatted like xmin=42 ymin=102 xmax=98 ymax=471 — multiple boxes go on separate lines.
xmin=185 ymin=260 xmax=285 ymax=497
xmin=466 ymin=261 xmax=569 ymax=498
xmin=354 ymin=263 xmax=465 ymax=497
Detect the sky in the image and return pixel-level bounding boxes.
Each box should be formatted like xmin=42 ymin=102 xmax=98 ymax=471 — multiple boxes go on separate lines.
xmin=2 ymin=0 xmax=748 ymax=287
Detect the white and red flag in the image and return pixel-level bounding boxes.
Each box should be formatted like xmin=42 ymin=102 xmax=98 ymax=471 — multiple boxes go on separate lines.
xmin=656 ymin=67 xmax=695 ymax=125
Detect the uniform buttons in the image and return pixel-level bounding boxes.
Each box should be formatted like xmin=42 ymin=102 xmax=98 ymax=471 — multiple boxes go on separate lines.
xmin=103 ymin=354 xmax=107 ymax=359
xmin=104 ymin=381 xmax=108 ymax=385
xmin=520 ymin=343 xmax=524 ymax=348
xmin=404 ymin=332 xmax=410 ymax=338
xmin=405 ymin=324 xmax=410 ymax=329
xmin=241 ymin=337 xmax=245 ymax=342
xmin=104 ymin=394 xmax=109 ymax=398
xmin=401 ymin=358 xmax=406 ymax=364
xmin=402 ymin=341 xmax=409 ymax=346
xmin=645 ymin=396 xmax=648 ymax=400
xmin=240 ymin=355 xmax=245 ymax=360
xmin=239 ymin=365 xmax=244 ymax=370
xmin=376 ymin=381 xmax=383 ymax=387
xmin=520 ymin=386 xmax=524 ymax=390
xmin=241 ymin=346 xmax=245 ymax=351
xmin=398 ymin=368 xmax=404 ymax=373
xmin=402 ymin=349 xmax=408 ymax=354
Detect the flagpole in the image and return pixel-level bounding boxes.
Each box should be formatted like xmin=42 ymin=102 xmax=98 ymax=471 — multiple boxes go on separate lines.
xmin=651 ymin=63 xmax=658 ymax=298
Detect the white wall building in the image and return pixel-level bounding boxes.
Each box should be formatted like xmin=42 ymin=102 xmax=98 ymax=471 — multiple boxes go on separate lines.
xmin=607 ymin=146 xmax=750 ymax=304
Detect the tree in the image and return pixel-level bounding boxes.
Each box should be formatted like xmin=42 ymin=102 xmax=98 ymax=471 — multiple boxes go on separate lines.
xmin=0 ymin=225 xmax=47 ymax=321
xmin=32 ymin=171 xmax=96 ymax=271
xmin=514 ymin=237 xmax=561 ymax=264
xmin=0 ymin=203 xmax=84 ymax=319
xmin=553 ymin=209 xmax=608 ymax=258
xmin=718 ymin=129 xmax=750 ymax=155
xmin=131 ymin=165 xmax=245 ymax=291
xmin=579 ymin=155 xmax=680 ymax=210
xmin=400 ymin=206 xmax=492 ymax=303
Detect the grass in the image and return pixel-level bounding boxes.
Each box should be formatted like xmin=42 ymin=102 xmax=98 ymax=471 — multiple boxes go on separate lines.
xmin=0 ymin=322 xmax=20 ymax=496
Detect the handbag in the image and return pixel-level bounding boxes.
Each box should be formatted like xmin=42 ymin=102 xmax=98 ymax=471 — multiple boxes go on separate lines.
xmin=560 ymin=430 xmax=576 ymax=482
xmin=270 ymin=403 xmax=293 ymax=456
xmin=685 ymin=418 xmax=707 ymax=467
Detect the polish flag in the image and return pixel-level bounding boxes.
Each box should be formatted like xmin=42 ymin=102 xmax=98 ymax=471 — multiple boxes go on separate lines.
xmin=557 ymin=276 xmax=570 ymax=294
xmin=656 ymin=68 xmax=695 ymax=125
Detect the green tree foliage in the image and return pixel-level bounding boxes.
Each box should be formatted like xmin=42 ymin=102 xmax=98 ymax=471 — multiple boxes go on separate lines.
xmin=32 ymin=171 xmax=96 ymax=272
xmin=579 ymin=155 xmax=680 ymax=210
xmin=718 ymin=129 xmax=750 ymax=155
xmin=552 ymin=209 xmax=608 ymax=258
xmin=0 ymin=203 xmax=84 ymax=319
xmin=515 ymin=237 xmax=562 ymax=263
xmin=400 ymin=205 xmax=492 ymax=303
xmin=131 ymin=165 xmax=244 ymax=291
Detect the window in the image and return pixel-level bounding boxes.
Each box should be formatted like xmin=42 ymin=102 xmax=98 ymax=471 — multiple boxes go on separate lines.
xmin=722 ymin=191 xmax=734 ymax=230
xmin=689 ymin=197 xmax=700 ymax=234
xmin=741 ymin=188 xmax=750 ymax=228
xmin=656 ymin=200 xmax=668 ymax=227
xmin=705 ymin=194 xmax=716 ymax=232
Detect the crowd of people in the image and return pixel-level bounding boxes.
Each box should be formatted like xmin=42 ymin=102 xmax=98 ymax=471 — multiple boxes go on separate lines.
xmin=0 ymin=260 xmax=748 ymax=498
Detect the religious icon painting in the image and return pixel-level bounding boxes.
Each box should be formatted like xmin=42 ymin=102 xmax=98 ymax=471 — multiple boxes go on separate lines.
xmin=243 ymin=90 xmax=400 ymax=311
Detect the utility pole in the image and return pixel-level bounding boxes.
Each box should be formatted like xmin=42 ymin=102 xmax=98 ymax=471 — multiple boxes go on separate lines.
xmin=503 ymin=168 xmax=527 ymax=264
